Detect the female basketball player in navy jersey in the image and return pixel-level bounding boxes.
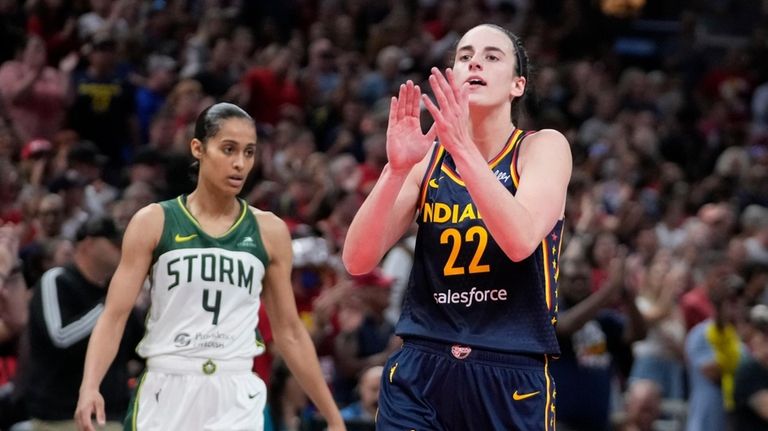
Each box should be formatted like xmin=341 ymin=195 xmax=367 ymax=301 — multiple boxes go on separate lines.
xmin=344 ymin=24 xmax=572 ymax=430
xmin=75 ymin=103 xmax=345 ymax=431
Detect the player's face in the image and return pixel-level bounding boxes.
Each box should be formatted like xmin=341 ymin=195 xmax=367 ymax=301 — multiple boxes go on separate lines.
xmin=195 ymin=118 xmax=257 ymax=194
xmin=453 ymin=25 xmax=525 ymax=110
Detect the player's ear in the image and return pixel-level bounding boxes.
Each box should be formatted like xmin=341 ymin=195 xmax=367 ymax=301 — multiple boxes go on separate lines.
xmin=509 ymin=76 xmax=525 ymax=101
xmin=190 ymin=138 xmax=204 ymax=160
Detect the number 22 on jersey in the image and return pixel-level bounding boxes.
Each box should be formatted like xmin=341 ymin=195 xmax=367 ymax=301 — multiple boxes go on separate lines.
xmin=440 ymin=226 xmax=491 ymax=276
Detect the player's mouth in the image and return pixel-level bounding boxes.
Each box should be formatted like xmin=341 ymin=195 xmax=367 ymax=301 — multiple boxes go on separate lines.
xmin=227 ymin=175 xmax=244 ymax=187
xmin=466 ymin=76 xmax=487 ymax=87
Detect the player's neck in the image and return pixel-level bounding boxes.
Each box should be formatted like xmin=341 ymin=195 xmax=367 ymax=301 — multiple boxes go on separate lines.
xmin=468 ymin=108 xmax=516 ymax=161
xmin=187 ymin=185 xmax=239 ymax=219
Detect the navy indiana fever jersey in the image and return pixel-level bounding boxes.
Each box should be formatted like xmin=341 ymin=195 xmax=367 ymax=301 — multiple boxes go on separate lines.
xmin=396 ymin=129 xmax=563 ymax=355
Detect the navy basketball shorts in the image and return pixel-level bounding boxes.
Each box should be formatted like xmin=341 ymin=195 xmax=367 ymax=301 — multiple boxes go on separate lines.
xmin=377 ymin=338 xmax=556 ymax=431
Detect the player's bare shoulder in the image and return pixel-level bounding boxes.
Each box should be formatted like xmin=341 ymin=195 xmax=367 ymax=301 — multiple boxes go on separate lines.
xmin=124 ymin=203 xmax=165 ymax=251
xmin=249 ymin=207 xmax=291 ymax=261
xmin=517 ymin=129 xmax=572 ymax=172
xmin=249 ymin=206 xmax=286 ymax=232
xmin=521 ymin=129 xmax=570 ymax=154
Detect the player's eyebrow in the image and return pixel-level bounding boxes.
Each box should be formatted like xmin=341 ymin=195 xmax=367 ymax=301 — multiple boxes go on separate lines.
xmin=457 ymin=45 xmax=507 ymax=56
xmin=219 ymin=139 xmax=258 ymax=148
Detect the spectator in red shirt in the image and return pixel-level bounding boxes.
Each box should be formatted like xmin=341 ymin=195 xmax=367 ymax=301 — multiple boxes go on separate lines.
xmin=240 ymin=46 xmax=302 ymax=126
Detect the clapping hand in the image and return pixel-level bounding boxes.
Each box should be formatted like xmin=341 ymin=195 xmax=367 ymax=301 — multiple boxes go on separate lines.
xmin=386 ymin=81 xmax=436 ymax=174
xmin=421 ymin=68 xmax=473 ymax=157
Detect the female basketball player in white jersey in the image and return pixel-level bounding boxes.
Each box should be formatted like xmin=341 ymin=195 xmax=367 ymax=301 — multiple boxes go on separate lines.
xmin=344 ymin=24 xmax=572 ymax=430
xmin=75 ymin=103 xmax=345 ymax=431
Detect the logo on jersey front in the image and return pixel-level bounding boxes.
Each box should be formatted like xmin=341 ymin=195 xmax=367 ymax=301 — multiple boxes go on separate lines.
xmin=433 ymin=286 xmax=508 ymax=307
xmin=493 ymin=169 xmax=511 ymax=184
xmin=238 ymin=236 xmax=256 ymax=248
xmin=173 ymin=332 xmax=191 ymax=347
xmin=428 ymin=178 xmax=440 ymax=189
xmin=175 ymin=233 xmax=198 ymax=243
xmin=173 ymin=331 xmax=235 ymax=349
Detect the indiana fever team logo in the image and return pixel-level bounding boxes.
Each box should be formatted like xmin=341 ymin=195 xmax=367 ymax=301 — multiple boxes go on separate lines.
xmin=451 ymin=345 xmax=472 ymax=359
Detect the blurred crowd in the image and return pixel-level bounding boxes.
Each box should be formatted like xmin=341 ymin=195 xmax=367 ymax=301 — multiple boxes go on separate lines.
xmin=0 ymin=0 xmax=767 ymax=430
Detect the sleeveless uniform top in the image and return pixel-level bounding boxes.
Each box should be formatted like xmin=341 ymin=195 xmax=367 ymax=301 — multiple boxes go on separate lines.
xmin=136 ymin=195 xmax=269 ymax=360
xmin=396 ymin=129 xmax=563 ymax=355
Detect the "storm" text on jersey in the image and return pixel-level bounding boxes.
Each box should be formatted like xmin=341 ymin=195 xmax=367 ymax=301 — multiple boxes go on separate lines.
xmin=165 ymin=253 xmax=255 ymax=294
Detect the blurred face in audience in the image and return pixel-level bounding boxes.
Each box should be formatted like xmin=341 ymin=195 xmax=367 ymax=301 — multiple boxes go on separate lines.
xmin=633 ymin=227 xmax=658 ymax=260
xmin=81 ymin=235 xmax=121 ymax=275
xmin=0 ymin=162 xmax=20 ymax=207
xmin=48 ymin=239 xmax=74 ymax=267
xmin=37 ymin=194 xmax=65 ymax=237
xmin=625 ymin=380 xmax=661 ymax=431
xmin=748 ymin=329 xmax=768 ymax=365
xmin=591 ymin=232 xmax=617 ymax=268
xmin=89 ymin=43 xmax=117 ymax=75
xmin=560 ymin=264 xmax=592 ymax=304
xmin=0 ymin=262 xmax=28 ymax=332
xmin=359 ymin=366 xmax=383 ymax=414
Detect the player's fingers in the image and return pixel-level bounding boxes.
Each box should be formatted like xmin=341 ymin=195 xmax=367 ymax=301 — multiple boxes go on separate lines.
xmin=76 ymin=408 xmax=94 ymax=431
xmin=446 ymin=68 xmax=468 ymax=107
xmin=459 ymin=81 xmax=470 ymax=108
xmin=431 ymin=67 xmax=457 ymax=107
xmin=396 ymin=84 xmax=407 ymax=119
xmin=388 ymin=96 xmax=397 ymax=125
xmin=403 ymin=80 xmax=415 ymax=116
xmin=409 ymin=85 xmax=422 ymax=118
xmin=428 ymin=74 xmax=450 ymax=113
xmin=95 ymin=399 xmax=106 ymax=426
xmin=445 ymin=68 xmax=462 ymax=104
xmin=421 ymin=94 xmax=444 ymax=127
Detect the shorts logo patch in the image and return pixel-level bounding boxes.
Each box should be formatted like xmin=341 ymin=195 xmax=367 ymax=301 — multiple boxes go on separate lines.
xmin=202 ymin=359 xmax=217 ymax=375
xmin=451 ymin=345 xmax=472 ymax=359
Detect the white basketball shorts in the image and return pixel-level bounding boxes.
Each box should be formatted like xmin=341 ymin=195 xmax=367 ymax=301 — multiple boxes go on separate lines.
xmin=124 ymin=356 xmax=266 ymax=431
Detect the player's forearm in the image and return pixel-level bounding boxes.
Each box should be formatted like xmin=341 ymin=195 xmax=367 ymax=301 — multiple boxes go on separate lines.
xmin=451 ymin=149 xmax=543 ymax=261
xmin=276 ymin=322 xmax=344 ymax=427
xmin=79 ymin=309 xmax=129 ymax=392
xmin=343 ymin=164 xmax=413 ymax=274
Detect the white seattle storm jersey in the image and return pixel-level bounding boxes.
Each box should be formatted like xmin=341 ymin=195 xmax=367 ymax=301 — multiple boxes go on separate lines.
xmin=136 ymin=195 xmax=269 ymax=360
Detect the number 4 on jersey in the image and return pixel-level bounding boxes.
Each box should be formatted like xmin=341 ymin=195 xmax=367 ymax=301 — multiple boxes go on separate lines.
xmin=203 ymin=289 xmax=222 ymax=325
